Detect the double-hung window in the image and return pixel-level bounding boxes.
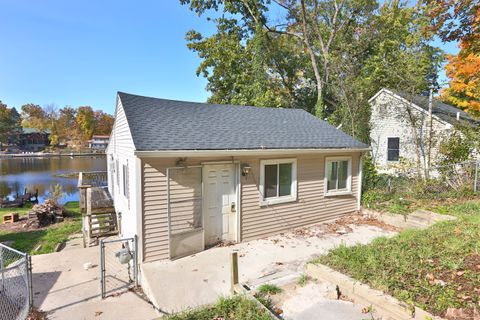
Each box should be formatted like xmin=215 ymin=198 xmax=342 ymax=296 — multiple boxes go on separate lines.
xmin=325 ymin=157 xmax=352 ymax=195
xmin=387 ymin=137 xmax=400 ymax=161
xmin=260 ymin=159 xmax=297 ymax=205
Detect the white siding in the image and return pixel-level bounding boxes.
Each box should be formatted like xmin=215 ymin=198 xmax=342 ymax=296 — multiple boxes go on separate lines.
xmin=106 ymin=96 xmax=140 ymax=240
xmin=369 ymin=90 xmax=453 ymax=173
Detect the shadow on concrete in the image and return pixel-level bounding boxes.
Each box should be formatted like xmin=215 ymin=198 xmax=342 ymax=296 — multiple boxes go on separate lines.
xmin=32 ymin=271 xmax=61 ymax=308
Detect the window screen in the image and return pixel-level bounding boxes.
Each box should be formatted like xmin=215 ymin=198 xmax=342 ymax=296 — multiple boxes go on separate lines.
xmin=387 ymin=138 xmax=400 ymax=161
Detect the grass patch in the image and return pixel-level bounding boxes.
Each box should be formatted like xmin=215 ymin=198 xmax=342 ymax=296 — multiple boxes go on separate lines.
xmin=297 ymin=274 xmax=311 ymax=287
xmin=257 ymin=284 xmax=282 ymax=295
xmin=0 ymin=201 xmax=81 ymax=255
xmin=166 ymin=295 xmax=272 ymax=320
xmin=314 ymin=201 xmax=480 ymax=317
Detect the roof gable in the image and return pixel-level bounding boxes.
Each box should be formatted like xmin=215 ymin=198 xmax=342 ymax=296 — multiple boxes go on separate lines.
xmin=370 ymin=88 xmax=478 ymax=126
xmin=117 ymin=92 xmax=368 ymax=151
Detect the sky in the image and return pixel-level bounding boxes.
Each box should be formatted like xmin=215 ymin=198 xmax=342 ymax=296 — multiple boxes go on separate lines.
xmin=0 ymin=1 xmax=459 ymax=115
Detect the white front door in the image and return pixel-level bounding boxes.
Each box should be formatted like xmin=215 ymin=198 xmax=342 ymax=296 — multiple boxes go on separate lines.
xmin=203 ymin=164 xmax=236 ymax=246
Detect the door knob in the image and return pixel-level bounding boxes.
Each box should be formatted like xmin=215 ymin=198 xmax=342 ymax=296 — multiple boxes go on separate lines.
xmin=231 ymin=202 xmax=236 ymax=212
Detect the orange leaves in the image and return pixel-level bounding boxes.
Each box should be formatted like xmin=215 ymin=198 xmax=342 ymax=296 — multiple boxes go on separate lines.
xmin=441 ymin=46 xmax=480 ymax=116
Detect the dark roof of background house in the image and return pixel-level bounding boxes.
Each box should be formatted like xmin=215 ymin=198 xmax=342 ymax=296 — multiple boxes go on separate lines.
xmin=394 ymin=91 xmax=478 ymax=125
xmin=117 ymin=92 xmax=368 ymax=151
xmin=22 ymin=128 xmax=51 ymax=134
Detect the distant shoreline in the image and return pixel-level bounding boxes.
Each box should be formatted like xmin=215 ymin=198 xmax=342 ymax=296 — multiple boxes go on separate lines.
xmin=0 ymin=152 xmax=105 ymax=159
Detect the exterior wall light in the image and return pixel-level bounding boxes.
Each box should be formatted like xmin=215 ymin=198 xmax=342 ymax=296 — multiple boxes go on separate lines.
xmin=241 ymin=164 xmax=251 ymax=176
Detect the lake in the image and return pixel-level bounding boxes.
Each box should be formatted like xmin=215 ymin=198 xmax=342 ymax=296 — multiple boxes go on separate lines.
xmin=0 ymin=156 xmax=107 ymax=204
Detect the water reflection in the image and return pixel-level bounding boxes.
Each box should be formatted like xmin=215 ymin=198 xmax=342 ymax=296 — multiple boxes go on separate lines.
xmin=0 ymin=156 xmax=107 ymax=204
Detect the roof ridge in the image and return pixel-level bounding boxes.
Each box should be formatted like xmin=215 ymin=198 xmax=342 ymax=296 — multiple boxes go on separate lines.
xmin=117 ymin=91 xmax=306 ymax=112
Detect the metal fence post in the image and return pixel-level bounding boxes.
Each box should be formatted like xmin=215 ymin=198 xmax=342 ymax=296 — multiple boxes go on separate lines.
xmin=27 ymin=254 xmax=33 ymax=311
xmin=134 ymin=235 xmax=138 ymax=288
xmin=0 ymin=246 xmax=4 ymax=292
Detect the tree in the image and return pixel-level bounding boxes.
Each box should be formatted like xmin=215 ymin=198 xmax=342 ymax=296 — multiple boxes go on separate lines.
xmin=76 ymin=106 xmax=95 ymax=141
xmin=0 ymin=101 xmax=21 ymax=147
xmin=441 ymin=47 xmax=480 ymax=117
xmin=181 ymin=0 xmax=443 ymax=142
xmin=422 ymin=0 xmax=480 ymax=53
xmin=182 ymin=0 xmax=380 ymax=117
xmin=93 ymin=110 xmax=114 ymax=135
xmin=57 ymin=106 xmax=78 ymax=143
xmin=21 ymin=103 xmax=49 ymax=131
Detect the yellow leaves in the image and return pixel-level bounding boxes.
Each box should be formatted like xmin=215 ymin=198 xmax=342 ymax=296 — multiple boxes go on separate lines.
xmin=441 ymin=46 xmax=480 ymax=116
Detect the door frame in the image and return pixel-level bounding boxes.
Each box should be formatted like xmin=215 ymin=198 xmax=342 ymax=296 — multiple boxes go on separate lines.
xmin=201 ymin=161 xmax=241 ymax=244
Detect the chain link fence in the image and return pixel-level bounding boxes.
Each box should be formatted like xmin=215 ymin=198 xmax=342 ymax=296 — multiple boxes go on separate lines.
xmin=0 ymin=243 xmax=32 ymax=320
xmin=100 ymin=237 xmax=138 ymax=299
xmin=376 ymin=160 xmax=480 ymax=195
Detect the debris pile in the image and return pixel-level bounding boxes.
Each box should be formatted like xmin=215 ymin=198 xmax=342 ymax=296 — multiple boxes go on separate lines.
xmin=24 ymin=200 xmax=65 ymax=228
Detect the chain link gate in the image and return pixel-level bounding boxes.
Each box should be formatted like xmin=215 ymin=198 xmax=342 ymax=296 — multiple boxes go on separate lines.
xmin=0 ymin=243 xmax=32 ymax=320
xmin=100 ymin=236 xmax=138 ymax=299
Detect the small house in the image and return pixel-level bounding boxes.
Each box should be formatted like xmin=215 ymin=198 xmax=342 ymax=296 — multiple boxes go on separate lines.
xmin=8 ymin=128 xmax=51 ymax=151
xmin=369 ymin=88 xmax=478 ymax=174
xmin=89 ymin=135 xmax=110 ymax=150
xmin=106 ymin=92 xmax=369 ymax=263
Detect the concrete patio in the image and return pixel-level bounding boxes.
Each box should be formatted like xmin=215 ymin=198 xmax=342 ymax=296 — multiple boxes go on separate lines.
xmin=32 ymin=245 xmax=158 ymax=320
xmin=141 ymin=219 xmax=396 ymax=314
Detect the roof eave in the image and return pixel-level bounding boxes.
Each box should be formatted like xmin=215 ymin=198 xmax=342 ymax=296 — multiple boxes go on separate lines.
xmin=134 ymin=147 xmax=371 ymax=158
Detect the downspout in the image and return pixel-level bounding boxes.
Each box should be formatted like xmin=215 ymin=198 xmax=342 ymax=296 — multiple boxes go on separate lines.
xmin=357 ymin=152 xmax=364 ymax=211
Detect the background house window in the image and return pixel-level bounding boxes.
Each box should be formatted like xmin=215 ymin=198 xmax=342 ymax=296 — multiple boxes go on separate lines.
xmin=387 ymin=137 xmax=400 ymax=161
xmin=260 ymin=159 xmax=297 ymax=205
xmin=326 ymin=158 xmax=351 ymax=194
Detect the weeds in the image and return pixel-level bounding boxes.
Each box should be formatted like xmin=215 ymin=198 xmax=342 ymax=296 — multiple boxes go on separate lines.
xmin=297 ymin=274 xmax=311 ymax=287
xmin=314 ymin=201 xmax=480 ymax=317
xmin=166 ymin=295 xmax=272 ymax=320
xmin=257 ymin=283 xmax=282 ymax=295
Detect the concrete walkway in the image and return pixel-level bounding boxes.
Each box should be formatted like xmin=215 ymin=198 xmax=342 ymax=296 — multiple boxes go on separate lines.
xmin=32 ymin=246 xmax=158 ymax=320
xmin=141 ymin=223 xmax=396 ymax=313
xmin=279 ymin=282 xmax=367 ymax=320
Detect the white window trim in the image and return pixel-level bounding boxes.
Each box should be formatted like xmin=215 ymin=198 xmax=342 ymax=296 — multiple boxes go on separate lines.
xmin=324 ymin=156 xmax=352 ymax=196
xmin=259 ymin=158 xmax=297 ymax=206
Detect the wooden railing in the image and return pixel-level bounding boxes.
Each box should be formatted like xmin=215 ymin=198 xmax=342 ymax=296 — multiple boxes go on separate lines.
xmin=77 ymin=171 xmax=108 ymax=188
xmin=78 ymin=171 xmax=108 ymax=215
xmin=77 ymin=171 xmax=117 ymax=246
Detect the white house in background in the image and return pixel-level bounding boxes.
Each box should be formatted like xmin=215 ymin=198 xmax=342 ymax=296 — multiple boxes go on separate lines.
xmin=106 ymin=91 xmax=369 ymax=268
xmin=88 ymin=135 xmax=110 ymax=150
xmin=369 ymin=88 xmax=478 ymax=174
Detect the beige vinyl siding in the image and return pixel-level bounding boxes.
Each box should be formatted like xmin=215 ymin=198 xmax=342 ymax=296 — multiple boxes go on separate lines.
xmin=240 ymin=153 xmax=360 ymax=241
xmin=141 ymin=153 xmax=361 ymax=262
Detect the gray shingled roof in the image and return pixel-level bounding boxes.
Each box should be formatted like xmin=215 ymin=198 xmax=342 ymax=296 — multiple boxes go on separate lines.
xmin=395 ymin=91 xmax=479 ymax=126
xmin=118 ymin=92 xmax=368 ymax=151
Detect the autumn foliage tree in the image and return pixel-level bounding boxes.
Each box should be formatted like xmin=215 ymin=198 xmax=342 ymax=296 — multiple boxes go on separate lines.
xmin=441 ymin=48 xmax=480 ymax=116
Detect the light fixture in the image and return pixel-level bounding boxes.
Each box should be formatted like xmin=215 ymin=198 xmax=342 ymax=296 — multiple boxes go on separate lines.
xmin=241 ymin=164 xmax=251 ymax=176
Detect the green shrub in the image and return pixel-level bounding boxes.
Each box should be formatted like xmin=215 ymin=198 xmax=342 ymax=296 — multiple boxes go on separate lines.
xmin=362 ymin=153 xmax=380 ymax=191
